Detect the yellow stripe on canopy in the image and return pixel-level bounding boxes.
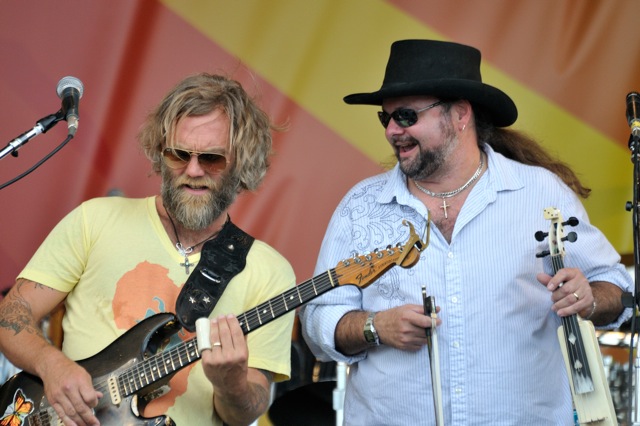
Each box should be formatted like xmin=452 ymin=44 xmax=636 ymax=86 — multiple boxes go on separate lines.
xmin=161 ymin=0 xmax=633 ymax=252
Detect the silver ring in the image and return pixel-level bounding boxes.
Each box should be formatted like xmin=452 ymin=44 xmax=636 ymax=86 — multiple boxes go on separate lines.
xmin=212 ymin=342 xmax=222 ymax=347
xmin=573 ymin=292 xmax=580 ymax=301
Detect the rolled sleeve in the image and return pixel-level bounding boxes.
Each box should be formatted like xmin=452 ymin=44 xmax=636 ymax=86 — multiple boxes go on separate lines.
xmin=300 ymin=301 xmax=367 ymax=365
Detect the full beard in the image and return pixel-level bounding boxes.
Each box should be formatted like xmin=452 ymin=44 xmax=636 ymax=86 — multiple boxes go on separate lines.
xmin=395 ymin=117 xmax=457 ymax=181
xmin=161 ymin=165 xmax=241 ymax=231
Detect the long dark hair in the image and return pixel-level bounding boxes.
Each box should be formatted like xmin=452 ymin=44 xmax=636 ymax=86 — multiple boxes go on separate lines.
xmin=474 ymin=108 xmax=591 ymax=198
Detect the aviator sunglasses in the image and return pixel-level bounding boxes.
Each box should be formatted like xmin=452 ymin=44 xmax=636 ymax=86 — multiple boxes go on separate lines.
xmin=378 ymin=100 xmax=445 ymax=128
xmin=162 ymin=147 xmax=228 ymax=173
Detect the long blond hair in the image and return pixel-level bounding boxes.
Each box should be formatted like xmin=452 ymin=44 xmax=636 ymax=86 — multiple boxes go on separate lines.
xmin=139 ymin=73 xmax=275 ymax=192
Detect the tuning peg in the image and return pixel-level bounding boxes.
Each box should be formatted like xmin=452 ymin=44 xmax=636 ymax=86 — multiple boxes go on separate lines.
xmin=564 ymin=217 xmax=579 ymax=227
xmin=536 ymin=250 xmax=551 ymax=258
xmin=563 ymin=232 xmax=577 ymax=243
xmin=534 ymin=230 xmax=548 ymax=242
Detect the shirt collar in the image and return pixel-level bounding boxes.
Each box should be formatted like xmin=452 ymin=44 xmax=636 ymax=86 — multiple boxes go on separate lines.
xmin=375 ymin=143 xmax=524 ymax=207
xmin=483 ymin=143 xmax=524 ymax=193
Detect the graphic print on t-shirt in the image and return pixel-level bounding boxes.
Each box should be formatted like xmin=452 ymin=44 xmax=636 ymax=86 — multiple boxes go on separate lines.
xmin=112 ymin=261 xmax=194 ymax=417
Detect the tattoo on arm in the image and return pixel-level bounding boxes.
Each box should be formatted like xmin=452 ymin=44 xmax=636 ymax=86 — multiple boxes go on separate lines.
xmin=214 ymin=372 xmax=272 ymax=424
xmin=0 ymin=280 xmax=47 ymax=337
xmin=247 ymin=380 xmax=270 ymax=414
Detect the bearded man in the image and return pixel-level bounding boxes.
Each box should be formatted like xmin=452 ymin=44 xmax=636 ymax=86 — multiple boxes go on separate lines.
xmin=0 ymin=73 xmax=295 ymax=426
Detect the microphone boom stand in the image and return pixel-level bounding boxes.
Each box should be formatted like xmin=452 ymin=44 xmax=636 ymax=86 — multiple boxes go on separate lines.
xmin=0 ymin=112 xmax=63 ymax=160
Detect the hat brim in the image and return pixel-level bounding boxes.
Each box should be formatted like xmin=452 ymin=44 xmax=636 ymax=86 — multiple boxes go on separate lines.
xmin=343 ymin=79 xmax=517 ymax=127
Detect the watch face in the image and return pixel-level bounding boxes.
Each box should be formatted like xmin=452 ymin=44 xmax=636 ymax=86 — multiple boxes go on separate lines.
xmin=364 ymin=329 xmax=376 ymax=343
xmin=364 ymin=313 xmax=379 ymax=345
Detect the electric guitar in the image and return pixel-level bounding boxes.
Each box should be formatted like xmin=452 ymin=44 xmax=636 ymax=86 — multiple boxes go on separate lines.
xmin=536 ymin=207 xmax=616 ymax=425
xmin=0 ymin=220 xmax=428 ymax=426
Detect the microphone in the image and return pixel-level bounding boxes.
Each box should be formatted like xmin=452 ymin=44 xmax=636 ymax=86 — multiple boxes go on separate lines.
xmin=56 ymin=76 xmax=84 ymax=136
xmin=627 ymin=92 xmax=640 ymax=138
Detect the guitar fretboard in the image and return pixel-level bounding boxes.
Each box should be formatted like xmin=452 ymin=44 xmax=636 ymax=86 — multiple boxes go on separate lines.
xmin=238 ymin=269 xmax=338 ymax=333
xmin=116 ymin=268 xmax=339 ymax=396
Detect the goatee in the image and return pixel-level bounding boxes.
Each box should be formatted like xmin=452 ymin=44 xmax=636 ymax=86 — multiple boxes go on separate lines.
xmin=161 ymin=165 xmax=240 ymax=230
xmin=396 ymin=117 xmax=457 ymax=181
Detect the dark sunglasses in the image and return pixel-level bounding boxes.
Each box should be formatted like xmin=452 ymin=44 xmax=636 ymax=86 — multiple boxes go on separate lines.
xmin=162 ymin=148 xmax=228 ymax=173
xmin=378 ymin=100 xmax=445 ymax=128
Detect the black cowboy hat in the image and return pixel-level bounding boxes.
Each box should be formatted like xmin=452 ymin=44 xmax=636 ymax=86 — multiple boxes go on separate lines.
xmin=344 ymin=39 xmax=518 ymax=127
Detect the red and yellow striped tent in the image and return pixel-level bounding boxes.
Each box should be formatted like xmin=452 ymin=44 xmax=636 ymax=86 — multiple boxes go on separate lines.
xmin=1 ymin=0 xmax=639 ymax=424
xmin=1 ymin=0 xmax=637 ymax=290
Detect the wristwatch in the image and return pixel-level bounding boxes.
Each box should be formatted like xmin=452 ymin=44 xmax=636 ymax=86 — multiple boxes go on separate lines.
xmin=363 ymin=311 xmax=380 ymax=346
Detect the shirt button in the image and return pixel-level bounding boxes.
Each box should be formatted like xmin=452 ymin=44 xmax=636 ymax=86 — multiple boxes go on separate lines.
xmin=451 ymin=296 xmax=458 ymax=303
xmin=453 ymin=341 xmax=460 ymax=348
xmin=448 ymin=252 xmax=454 ymax=258
xmin=455 ymin=387 xmax=462 ymax=394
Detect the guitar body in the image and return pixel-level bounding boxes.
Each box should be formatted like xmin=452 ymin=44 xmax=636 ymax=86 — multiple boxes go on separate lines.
xmin=558 ymin=319 xmax=617 ymax=425
xmin=0 ymin=312 xmax=180 ymax=426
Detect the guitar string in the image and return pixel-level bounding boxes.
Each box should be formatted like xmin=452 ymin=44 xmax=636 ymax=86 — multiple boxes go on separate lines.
xmin=37 ymin=249 xmax=408 ymax=423
xmin=67 ymin=274 xmax=331 ymax=408
xmin=38 ymin=251 xmax=398 ymax=422
xmin=87 ymin=272 xmax=341 ymax=402
xmin=30 ymin=254 xmax=395 ymax=424
xmin=240 ymin=271 xmax=336 ymax=332
xmin=111 ymin=241 xmax=406 ymax=418
xmin=31 ymin=369 xmax=115 ymax=425
xmin=97 ymin=274 xmax=334 ymax=403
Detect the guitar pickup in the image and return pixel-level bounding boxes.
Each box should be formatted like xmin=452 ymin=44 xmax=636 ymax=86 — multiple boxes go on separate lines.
xmin=107 ymin=375 xmax=121 ymax=405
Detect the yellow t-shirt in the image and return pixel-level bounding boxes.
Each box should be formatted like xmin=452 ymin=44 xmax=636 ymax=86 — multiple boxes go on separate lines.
xmin=19 ymin=196 xmax=295 ymax=425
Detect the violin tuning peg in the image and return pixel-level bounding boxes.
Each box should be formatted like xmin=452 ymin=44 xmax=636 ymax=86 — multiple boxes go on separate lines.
xmin=536 ymin=250 xmax=550 ymax=258
xmin=564 ymin=217 xmax=579 ymax=227
xmin=534 ymin=231 xmax=548 ymax=242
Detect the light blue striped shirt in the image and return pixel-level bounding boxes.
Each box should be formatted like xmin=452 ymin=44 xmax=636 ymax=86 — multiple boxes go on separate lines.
xmin=300 ymin=144 xmax=632 ymax=426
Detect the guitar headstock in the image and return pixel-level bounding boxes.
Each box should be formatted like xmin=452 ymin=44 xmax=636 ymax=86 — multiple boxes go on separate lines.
xmin=334 ymin=219 xmax=430 ymax=289
xmin=535 ymin=207 xmax=578 ymax=259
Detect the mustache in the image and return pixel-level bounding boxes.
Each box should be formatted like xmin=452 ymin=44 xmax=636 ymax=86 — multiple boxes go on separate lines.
xmin=391 ymin=135 xmax=419 ymax=145
xmin=172 ymin=176 xmax=216 ymax=189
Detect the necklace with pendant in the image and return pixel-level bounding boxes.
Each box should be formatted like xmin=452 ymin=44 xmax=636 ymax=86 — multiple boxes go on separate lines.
xmin=166 ymin=212 xmax=220 ymax=274
xmin=413 ymin=153 xmax=484 ymax=219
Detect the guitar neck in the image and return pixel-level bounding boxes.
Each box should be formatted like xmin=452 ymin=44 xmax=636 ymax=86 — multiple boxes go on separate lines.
xmin=116 ymin=225 xmax=427 ymax=398
xmin=118 ymin=268 xmax=339 ymax=396
xmin=238 ymin=268 xmax=337 ymax=334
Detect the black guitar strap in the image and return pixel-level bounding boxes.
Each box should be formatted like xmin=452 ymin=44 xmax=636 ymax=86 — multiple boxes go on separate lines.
xmin=175 ymin=218 xmax=254 ymax=332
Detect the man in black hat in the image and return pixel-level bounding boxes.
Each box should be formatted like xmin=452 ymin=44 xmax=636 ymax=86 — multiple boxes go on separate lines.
xmin=300 ymin=39 xmax=631 ymax=425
